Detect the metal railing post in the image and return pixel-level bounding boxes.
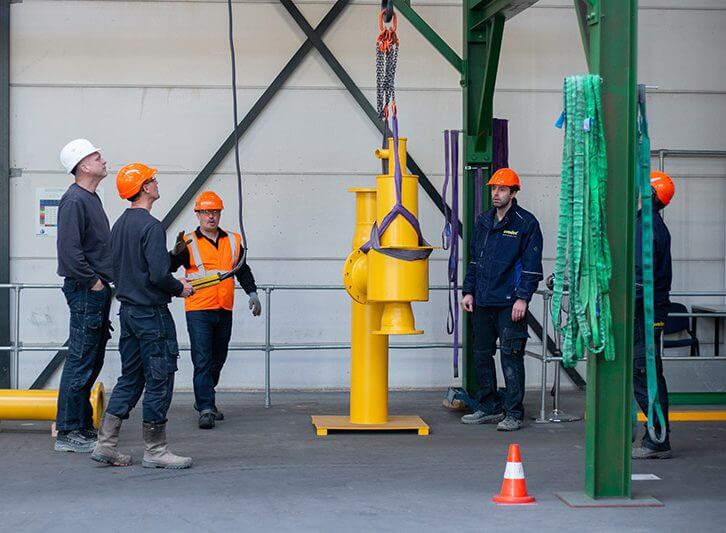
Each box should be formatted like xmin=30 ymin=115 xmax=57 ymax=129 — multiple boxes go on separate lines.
xmin=534 ymin=292 xmax=549 ymax=423
xmin=13 ymin=285 xmax=20 ymax=388
xmin=264 ymin=287 xmax=272 ymax=408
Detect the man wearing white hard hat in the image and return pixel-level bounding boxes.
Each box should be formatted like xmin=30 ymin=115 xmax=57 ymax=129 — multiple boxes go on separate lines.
xmin=55 ymin=139 xmax=113 ymax=453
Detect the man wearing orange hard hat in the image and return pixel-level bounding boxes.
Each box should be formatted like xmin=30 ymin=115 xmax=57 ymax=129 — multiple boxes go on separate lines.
xmin=633 ymin=171 xmax=675 ymax=459
xmin=91 ymin=163 xmax=195 ymax=469
xmin=169 ymin=190 xmax=259 ymax=430
xmin=460 ymin=168 xmax=543 ymax=432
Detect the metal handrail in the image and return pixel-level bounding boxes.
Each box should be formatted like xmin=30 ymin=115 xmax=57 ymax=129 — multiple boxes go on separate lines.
xmin=529 ymin=288 xmax=726 ymax=423
xmin=4 ymin=283 xmax=725 ymax=410
xmin=0 ymin=282 xmax=457 ymax=407
xmin=651 ymin=148 xmax=726 ymax=173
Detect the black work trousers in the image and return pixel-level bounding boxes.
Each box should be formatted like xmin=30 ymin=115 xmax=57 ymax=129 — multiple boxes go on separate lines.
xmin=472 ymin=305 xmax=529 ymax=421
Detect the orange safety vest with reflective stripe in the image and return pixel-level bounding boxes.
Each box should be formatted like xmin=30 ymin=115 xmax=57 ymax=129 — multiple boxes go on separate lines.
xmin=184 ymin=230 xmax=241 ymax=312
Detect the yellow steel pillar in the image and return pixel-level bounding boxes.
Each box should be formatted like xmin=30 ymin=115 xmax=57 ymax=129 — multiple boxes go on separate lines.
xmin=349 ymin=189 xmax=389 ymax=424
xmin=312 ymin=137 xmax=430 ymax=436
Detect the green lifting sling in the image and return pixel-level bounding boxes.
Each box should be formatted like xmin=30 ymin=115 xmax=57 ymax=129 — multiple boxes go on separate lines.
xmin=636 ymin=84 xmax=668 ymax=444
xmin=551 ymin=75 xmax=615 ymax=367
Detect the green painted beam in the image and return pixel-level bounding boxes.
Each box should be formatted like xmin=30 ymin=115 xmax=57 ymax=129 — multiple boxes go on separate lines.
xmin=462 ymin=1 xmax=507 ymax=394
xmin=669 ymin=392 xmax=726 ymax=406
xmin=470 ymin=0 xmax=540 ymax=31
xmin=578 ymin=0 xmax=638 ymax=499
xmin=474 ymin=16 xmax=504 ymax=154
xmin=393 ymin=0 xmax=462 ymax=73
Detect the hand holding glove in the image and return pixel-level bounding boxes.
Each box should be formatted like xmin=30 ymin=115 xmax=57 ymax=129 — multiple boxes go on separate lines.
xmin=248 ymin=292 xmax=262 ymax=316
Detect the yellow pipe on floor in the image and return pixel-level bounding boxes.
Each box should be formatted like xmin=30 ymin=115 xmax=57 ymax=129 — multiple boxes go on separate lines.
xmin=0 ymin=382 xmax=105 ymax=428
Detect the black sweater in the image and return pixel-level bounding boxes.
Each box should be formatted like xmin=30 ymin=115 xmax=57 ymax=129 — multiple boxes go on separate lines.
xmin=56 ymin=183 xmax=113 ymax=287
xmin=111 ymin=208 xmax=183 ymax=306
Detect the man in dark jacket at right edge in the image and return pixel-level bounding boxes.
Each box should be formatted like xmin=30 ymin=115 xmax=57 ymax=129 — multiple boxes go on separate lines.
xmin=632 ymin=171 xmax=675 ymax=459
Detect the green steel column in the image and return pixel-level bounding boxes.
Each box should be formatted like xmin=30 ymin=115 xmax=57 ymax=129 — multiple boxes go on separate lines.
xmin=462 ymin=3 xmax=504 ymax=393
xmin=576 ymin=0 xmax=638 ymax=498
xmin=0 ymin=0 xmax=10 ymax=389
xmin=394 ymin=0 xmax=463 ymax=73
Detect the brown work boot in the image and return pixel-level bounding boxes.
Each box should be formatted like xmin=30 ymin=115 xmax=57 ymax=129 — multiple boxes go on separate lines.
xmin=142 ymin=422 xmax=192 ymax=469
xmin=91 ymin=413 xmax=132 ymax=466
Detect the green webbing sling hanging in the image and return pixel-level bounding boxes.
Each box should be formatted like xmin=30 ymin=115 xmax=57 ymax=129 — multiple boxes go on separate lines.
xmin=636 ymin=84 xmax=668 ymax=444
xmin=551 ymin=75 xmax=615 ymax=367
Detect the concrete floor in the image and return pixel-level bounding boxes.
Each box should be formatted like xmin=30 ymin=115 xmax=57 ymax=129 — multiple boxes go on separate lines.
xmin=1 ymin=390 xmax=725 ymax=532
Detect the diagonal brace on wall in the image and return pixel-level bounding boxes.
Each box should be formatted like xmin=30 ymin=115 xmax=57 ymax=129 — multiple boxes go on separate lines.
xmin=279 ymin=0 xmax=457 ymax=226
xmin=32 ymin=0 xmax=352 ymax=389
xmin=31 ymin=0 xmax=460 ymax=388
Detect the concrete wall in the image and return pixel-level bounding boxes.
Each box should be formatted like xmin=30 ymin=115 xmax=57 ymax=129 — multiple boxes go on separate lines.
xmin=7 ymin=0 xmax=726 ymax=395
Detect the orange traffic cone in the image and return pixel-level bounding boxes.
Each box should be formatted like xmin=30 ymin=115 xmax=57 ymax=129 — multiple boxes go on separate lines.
xmin=493 ymin=443 xmax=535 ymax=504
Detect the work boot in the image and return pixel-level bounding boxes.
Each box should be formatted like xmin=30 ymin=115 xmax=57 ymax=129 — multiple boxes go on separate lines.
xmin=142 ymin=422 xmax=192 ymax=469
xmin=461 ymin=410 xmax=505 ymax=425
xmin=632 ymin=445 xmax=672 ymax=460
xmin=80 ymin=427 xmax=98 ymax=440
xmin=496 ymin=416 xmax=523 ymax=432
xmin=91 ymin=413 xmax=132 ymax=466
xmin=194 ymin=403 xmax=223 ymax=420
xmin=54 ymin=430 xmax=96 ymax=453
xmin=198 ymin=410 xmax=216 ymax=430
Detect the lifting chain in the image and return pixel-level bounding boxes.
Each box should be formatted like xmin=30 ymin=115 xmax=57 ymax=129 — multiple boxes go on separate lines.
xmin=376 ymin=9 xmax=398 ymax=121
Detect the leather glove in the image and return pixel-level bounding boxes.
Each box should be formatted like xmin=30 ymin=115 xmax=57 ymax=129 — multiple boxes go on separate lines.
xmin=248 ymin=292 xmax=262 ymax=316
xmin=172 ymin=230 xmax=192 ymax=256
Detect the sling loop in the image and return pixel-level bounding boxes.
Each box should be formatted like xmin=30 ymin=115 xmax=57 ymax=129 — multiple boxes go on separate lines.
xmin=636 ymin=84 xmax=668 ymax=444
xmin=359 ymin=6 xmax=431 ymax=262
xmin=551 ymin=75 xmax=615 ymax=367
xmin=442 ymin=130 xmax=460 ymax=377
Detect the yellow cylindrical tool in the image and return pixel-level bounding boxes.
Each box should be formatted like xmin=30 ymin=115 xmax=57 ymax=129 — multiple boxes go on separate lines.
xmin=314 ymin=137 xmax=431 ymax=436
xmin=346 ymin=189 xmax=389 ymax=424
xmin=368 ymin=137 xmax=429 ymax=335
xmin=0 ymin=382 xmax=105 ymax=428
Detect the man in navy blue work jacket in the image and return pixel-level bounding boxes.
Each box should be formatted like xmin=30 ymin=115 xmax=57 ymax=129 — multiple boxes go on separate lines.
xmin=460 ymin=168 xmax=543 ymax=431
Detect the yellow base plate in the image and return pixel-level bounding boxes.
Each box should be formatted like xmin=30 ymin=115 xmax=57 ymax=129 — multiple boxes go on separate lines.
xmin=311 ymin=415 xmax=429 ymax=436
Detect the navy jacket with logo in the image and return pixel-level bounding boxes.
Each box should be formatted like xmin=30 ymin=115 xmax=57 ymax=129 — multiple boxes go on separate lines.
xmin=462 ymin=198 xmax=544 ymax=307
xmin=635 ymin=206 xmax=672 ymax=324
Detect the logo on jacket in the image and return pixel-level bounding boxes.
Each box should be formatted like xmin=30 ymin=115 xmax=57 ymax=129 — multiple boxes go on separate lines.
xmin=503 ymin=230 xmax=519 ymax=237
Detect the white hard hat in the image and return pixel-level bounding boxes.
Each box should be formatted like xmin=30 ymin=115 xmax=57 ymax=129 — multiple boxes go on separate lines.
xmin=60 ymin=139 xmax=101 ymax=174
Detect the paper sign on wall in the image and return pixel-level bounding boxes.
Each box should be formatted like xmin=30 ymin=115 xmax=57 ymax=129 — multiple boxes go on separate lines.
xmin=36 ymin=187 xmax=105 ymax=236
xmin=36 ymin=188 xmax=65 ymax=236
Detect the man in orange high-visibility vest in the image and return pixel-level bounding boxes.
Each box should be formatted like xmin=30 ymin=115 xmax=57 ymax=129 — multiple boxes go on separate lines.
xmin=170 ymin=191 xmax=261 ymax=429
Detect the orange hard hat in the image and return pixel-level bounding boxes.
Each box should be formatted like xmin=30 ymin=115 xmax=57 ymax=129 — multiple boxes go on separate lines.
xmin=487 ymin=168 xmax=521 ymax=189
xmin=116 ymin=163 xmax=157 ymax=200
xmin=194 ymin=191 xmax=224 ymax=211
xmin=650 ymin=171 xmax=675 ymax=207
